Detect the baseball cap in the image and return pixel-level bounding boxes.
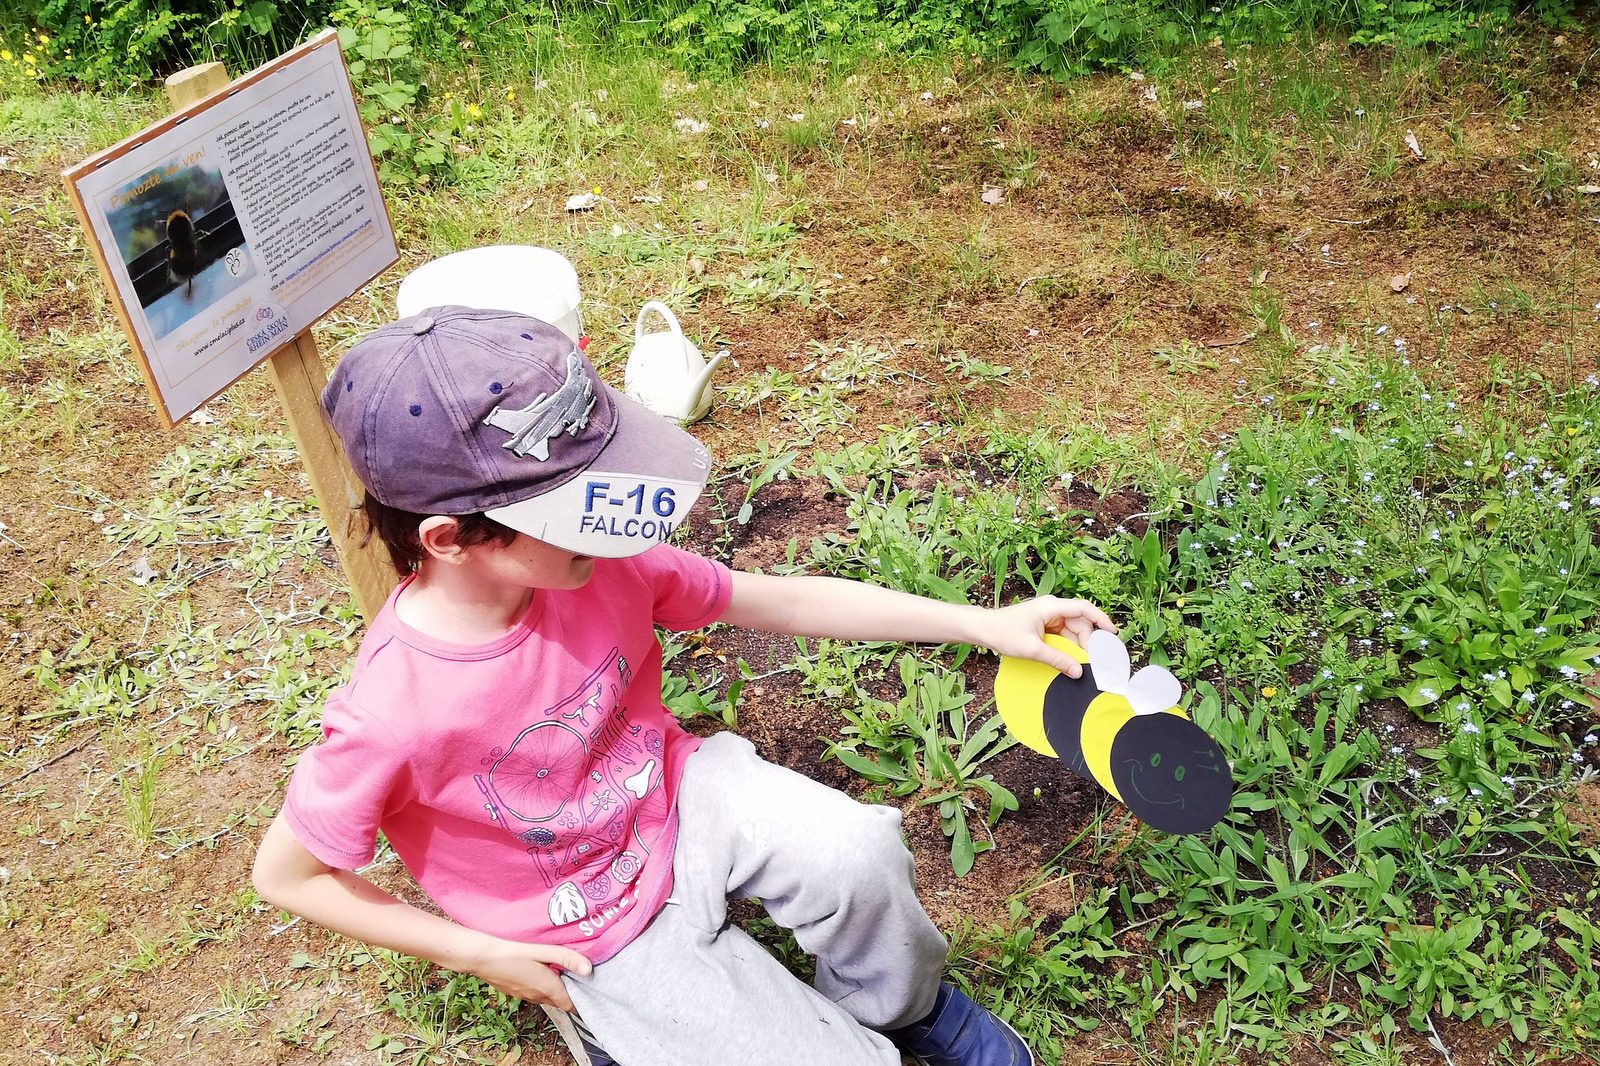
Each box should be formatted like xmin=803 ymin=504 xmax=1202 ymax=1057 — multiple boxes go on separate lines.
xmin=322 ymin=306 xmax=711 ymax=559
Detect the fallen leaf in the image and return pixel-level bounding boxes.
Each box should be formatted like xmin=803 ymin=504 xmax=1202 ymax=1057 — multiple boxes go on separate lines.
xmin=1577 ymin=185 xmax=1600 ymax=195
xmin=692 ymin=180 xmax=709 ymax=192
xmin=564 ymin=192 xmax=599 ymax=212
xmin=630 ymin=194 xmax=662 ymax=204
xmin=1391 ymin=272 xmax=1412 ymax=293
xmin=130 ymin=557 xmax=159 ymax=586
xmin=188 ymin=407 xmax=217 ymax=425
xmin=1404 ymin=129 xmax=1424 ymax=159
xmin=980 ymin=187 xmax=1005 ymax=205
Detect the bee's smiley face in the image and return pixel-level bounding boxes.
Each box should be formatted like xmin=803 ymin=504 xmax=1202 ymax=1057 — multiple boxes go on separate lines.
xmin=1109 ymin=714 xmax=1232 ymax=835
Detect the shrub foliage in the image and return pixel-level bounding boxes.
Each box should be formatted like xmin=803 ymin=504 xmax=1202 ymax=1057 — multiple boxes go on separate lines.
xmin=4 ymin=0 xmax=1581 ymax=87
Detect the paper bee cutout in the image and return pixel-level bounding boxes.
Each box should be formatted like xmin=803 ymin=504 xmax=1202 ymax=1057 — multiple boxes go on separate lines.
xmin=996 ymin=630 xmax=1231 ymax=835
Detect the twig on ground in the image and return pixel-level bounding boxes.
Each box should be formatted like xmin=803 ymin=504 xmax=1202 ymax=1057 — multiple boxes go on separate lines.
xmin=0 ymin=738 xmax=91 ymax=791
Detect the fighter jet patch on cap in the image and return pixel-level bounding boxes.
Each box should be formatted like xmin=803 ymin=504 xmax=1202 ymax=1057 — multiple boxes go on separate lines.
xmin=484 ymin=349 xmax=597 ymax=461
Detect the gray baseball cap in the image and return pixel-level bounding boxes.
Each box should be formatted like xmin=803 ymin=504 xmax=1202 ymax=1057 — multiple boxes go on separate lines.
xmin=322 ymin=306 xmax=711 ymax=558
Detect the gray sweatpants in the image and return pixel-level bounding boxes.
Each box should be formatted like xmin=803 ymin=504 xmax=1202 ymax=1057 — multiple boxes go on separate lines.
xmin=561 ymin=731 xmax=950 ymax=1065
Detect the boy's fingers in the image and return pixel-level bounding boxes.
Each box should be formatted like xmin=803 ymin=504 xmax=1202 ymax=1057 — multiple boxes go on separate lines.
xmin=1071 ymin=600 xmax=1118 ymax=633
xmin=1040 ymin=644 xmax=1084 ymax=678
xmin=533 ymin=945 xmax=593 ymax=978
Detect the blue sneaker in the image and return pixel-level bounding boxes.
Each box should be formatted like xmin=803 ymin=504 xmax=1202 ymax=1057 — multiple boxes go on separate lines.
xmin=576 ymin=1034 xmax=616 ymax=1066
xmin=884 ymin=982 xmax=1035 ymax=1066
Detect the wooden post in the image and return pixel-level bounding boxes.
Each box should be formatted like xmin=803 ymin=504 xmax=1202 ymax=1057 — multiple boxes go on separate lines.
xmin=164 ymin=64 xmax=397 ymax=622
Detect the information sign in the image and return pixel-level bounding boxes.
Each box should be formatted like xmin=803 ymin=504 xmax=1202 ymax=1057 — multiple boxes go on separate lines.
xmin=62 ymin=30 xmax=397 ymax=427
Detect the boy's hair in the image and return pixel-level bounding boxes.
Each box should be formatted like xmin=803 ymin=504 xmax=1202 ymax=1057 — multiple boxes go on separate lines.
xmin=361 ymin=493 xmax=518 ymax=576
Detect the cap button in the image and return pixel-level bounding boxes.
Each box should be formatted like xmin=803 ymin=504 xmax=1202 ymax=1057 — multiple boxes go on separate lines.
xmin=412 ymin=315 xmax=435 ymax=336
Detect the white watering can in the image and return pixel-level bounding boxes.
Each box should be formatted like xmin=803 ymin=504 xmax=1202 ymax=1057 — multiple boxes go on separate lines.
xmin=396 ymin=245 xmax=585 ymax=345
xmin=623 ymin=301 xmax=725 ymax=424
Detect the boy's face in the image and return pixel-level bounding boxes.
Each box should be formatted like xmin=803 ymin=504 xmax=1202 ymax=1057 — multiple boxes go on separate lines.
xmin=465 ymin=530 xmax=596 ymax=591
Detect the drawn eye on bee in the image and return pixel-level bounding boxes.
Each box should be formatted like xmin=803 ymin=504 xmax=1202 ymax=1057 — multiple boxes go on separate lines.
xmin=164 ymin=209 xmax=203 ymax=298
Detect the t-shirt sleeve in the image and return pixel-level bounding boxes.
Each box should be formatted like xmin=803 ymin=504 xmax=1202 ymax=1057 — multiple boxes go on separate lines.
xmin=633 ymin=543 xmax=733 ymax=631
xmin=281 ymin=691 xmax=408 ymax=870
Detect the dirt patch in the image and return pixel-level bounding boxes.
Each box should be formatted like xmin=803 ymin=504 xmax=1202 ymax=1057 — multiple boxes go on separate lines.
xmin=1569 ymin=782 xmax=1600 ymax=847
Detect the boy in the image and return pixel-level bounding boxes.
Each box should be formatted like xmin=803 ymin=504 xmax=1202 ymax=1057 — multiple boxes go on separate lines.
xmin=252 ymin=306 xmax=1117 ymax=1066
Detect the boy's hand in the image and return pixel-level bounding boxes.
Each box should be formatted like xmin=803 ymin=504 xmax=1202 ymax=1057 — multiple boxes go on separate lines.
xmin=984 ymin=596 xmax=1117 ymax=678
xmin=469 ymin=934 xmax=593 ymax=1013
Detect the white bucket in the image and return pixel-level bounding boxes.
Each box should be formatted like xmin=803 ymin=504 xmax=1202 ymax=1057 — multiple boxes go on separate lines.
xmin=396 ymin=245 xmax=584 ymax=344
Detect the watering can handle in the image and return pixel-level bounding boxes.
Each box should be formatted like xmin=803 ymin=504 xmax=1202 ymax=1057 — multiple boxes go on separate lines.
xmin=635 ymin=301 xmax=685 ymax=344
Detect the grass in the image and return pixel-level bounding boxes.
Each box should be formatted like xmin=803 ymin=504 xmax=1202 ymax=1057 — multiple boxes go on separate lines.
xmin=3 ymin=14 xmax=1599 ymax=1066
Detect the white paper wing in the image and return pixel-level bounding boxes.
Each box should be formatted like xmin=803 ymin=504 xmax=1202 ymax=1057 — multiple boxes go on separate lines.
xmin=1086 ymin=629 xmax=1131 ymax=694
xmin=1125 ymin=665 xmax=1182 ymax=715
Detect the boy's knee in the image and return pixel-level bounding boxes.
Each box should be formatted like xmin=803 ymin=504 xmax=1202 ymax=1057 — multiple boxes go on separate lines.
xmin=821 ymin=802 xmax=914 ymax=887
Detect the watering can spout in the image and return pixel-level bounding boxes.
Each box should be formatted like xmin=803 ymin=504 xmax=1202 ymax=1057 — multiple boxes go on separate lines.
xmin=685 ymin=352 xmax=727 ymax=413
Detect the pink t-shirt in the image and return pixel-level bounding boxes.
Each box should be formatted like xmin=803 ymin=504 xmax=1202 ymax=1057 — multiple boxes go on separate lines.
xmin=283 ymin=543 xmax=732 ymax=963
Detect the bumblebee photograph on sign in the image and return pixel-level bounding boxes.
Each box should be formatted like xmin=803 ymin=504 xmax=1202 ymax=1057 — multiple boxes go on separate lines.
xmin=102 ymin=155 xmax=256 ymax=338
xmin=62 ymin=30 xmax=398 ymax=427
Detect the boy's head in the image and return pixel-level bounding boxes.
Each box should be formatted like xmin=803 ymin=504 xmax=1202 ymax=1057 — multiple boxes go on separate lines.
xmin=323 ymin=306 xmax=712 ymax=571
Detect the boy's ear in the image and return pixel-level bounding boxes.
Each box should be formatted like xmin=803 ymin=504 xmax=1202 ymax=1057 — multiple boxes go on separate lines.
xmin=417 ymin=515 xmax=467 ymax=562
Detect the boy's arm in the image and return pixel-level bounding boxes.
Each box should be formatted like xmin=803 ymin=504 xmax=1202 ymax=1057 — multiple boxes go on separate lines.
xmin=252 ymin=812 xmax=591 ymax=1011
xmin=719 ymin=571 xmax=1115 ymax=678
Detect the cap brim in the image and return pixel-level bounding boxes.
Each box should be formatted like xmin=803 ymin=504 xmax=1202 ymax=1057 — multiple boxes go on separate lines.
xmin=484 ymin=384 xmax=711 ymax=558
